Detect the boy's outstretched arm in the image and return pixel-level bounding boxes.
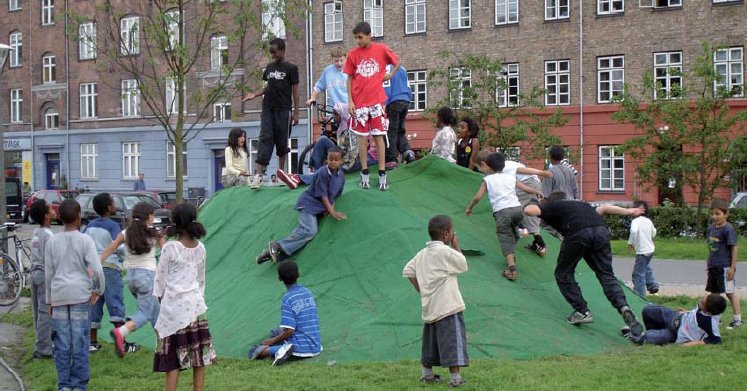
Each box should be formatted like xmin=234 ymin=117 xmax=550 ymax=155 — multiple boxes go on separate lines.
xmin=242 ymin=85 xmax=267 ymax=101
xmin=516 ymin=181 xmax=542 ymax=198
xmin=516 ymin=166 xmax=553 ymax=178
xmin=262 ymin=328 xmax=294 ymax=347
xmin=384 ymin=62 xmax=401 ymax=82
xmin=407 ymin=277 xmax=420 ymax=293
xmin=465 ymin=182 xmax=488 ymax=216
xmin=100 ymin=232 xmax=125 ymax=262
xmin=596 ymin=205 xmax=645 ymax=217
xmin=322 ymin=196 xmax=346 ymax=221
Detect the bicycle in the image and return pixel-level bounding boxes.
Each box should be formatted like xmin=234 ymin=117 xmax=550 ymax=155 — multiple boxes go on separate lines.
xmin=0 ymin=222 xmax=32 ymax=306
xmin=296 ymin=102 xmax=340 ymax=174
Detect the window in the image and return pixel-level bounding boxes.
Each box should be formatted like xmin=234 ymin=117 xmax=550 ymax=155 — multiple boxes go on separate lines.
xmin=714 ymin=47 xmax=743 ymax=97
xmin=211 ymin=35 xmax=228 ymax=70
xmin=45 ymin=109 xmax=59 ymax=129
xmin=597 ymin=55 xmax=624 ymax=103
xmin=165 ymin=77 xmax=187 ymax=115
xmin=597 ymin=0 xmax=623 ymax=14
xmin=41 ymin=0 xmax=54 ymax=25
xmin=80 ymin=144 xmax=97 ymax=179
xmin=213 ymin=102 xmax=232 ymax=122
xmin=262 ymin=0 xmax=286 ymax=40
xmin=655 ymin=0 xmax=681 ymax=7
xmin=654 ymin=51 xmax=682 ymax=99
xmin=286 ymin=138 xmax=299 ymax=173
xmin=9 ymin=0 xmax=20 ymax=11
xmin=497 ymin=63 xmax=520 ymax=107
xmin=10 ymin=89 xmax=22 ymax=123
xmin=121 ymin=79 xmax=140 ymax=117
xmin=324 ymin=1 xmax=343 ymax=42
xmin=42 ymin=54 xmax=56 ymax=84
xmin=449 ymin=67 xmax=471 ymax=109
xmin=122 ymin=142 xmax=141 ymax=179
xmin=545 ymin=0 xmax=569 ymax=20
xmin=363 ymin=0 xmax=383 ymax=37
xmin=545 ymin=60 xmax=570 ymax=105
xmin=79 ymin=22 xmax=97 ymax=60
xmin=165 ymin=10 xmax=181 ymax=51
xmin=166 ymin=143 xmax=188 ymax=178
xmin=599 ymin=146 xmax=624 ymax=191
xmin=80 ymin=83 xmax=97 ymax=119
xmin=407 ymin=70 xmax=427 ymax=111
xmin=713 ymin=0 xmax=740 ymax=3
xmin=120 ymin=16 xmax=140 ymax=55
xmin=449 ymin=0 xmax=471 ymax=29
xmin=405 ymin=0 xmax=426 ymax=34
xmin=9 ymin=32 xmax=22 ymax=67
xmin=496 ymin=0 xmax=519 ymax=25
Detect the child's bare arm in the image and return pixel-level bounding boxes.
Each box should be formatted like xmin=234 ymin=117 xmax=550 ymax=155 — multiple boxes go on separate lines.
xmin=384 ymin=62 xmax=401 ymax=82
xmin=407 ymin=277 xmax=420 ymax=293
xmin=262 ymin=328 xmax=294 ymax=347
xmin=728 ymin=245 xmax=738 ymax=280
xmin=100 ymin=233 xmax=125 ymax=262
xmin=322 ymin=196 xmax=346 ymax=221
xmin=524 ymin=204 xmax=541 ymax=217
xmin=347 ymin=77 xmax=355 ymax=115
xmin=516 ymin=181 xmax=541 ymax=198
xmin=465 ymin=182 xmax=488 ymax=216
xmin=516 ymin=166 xmax=552 ymax=178
xmin=681 ymin=341 xmax=706 ymax=347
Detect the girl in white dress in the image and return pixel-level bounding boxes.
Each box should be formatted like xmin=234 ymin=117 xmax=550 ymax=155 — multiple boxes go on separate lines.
xmin=430 ymin=107 xmax=458 ymax=163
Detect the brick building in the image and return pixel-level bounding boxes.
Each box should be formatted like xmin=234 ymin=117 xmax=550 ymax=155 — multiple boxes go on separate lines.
xmin=1 ymin=0 xmax=311 ymax=197
xmin=309 ymin=0 xmax=747 ymax=204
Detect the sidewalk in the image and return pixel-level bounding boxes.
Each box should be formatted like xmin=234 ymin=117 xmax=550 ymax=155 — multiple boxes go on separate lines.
xmin=0 ymin=298 xmax=28 ymax=391
xmin=613 ymin=257 xmax=747 ymax=297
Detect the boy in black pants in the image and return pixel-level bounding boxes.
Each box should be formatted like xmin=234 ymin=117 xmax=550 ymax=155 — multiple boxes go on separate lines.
xmin=243 ymin=37 xmax=300 ymax=188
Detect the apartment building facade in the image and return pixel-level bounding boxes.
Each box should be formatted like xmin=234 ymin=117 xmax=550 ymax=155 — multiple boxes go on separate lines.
xmin=1 ymin=0 xmax=311 ymax=196
xmin=310 ymin=0 xmax=747 ymax=204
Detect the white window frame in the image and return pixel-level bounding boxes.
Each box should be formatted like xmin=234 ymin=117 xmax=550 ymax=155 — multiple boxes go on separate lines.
xmin=122 ymin=142 xmax=141 ymax=179
xmin=213 ymin=102 xmax=232 ymax=122
xmin=286 ymin=138 xmax=300 ymax=173
xmin=497 ymin=63 xmax=520 ymax=108
xmin=120 ymin=16 xmax=140 ymax=55
xmin=654 ymin=0 xmax=681 ymax=7
xmin=121 ymin=79 xmax=141 ymax=117
xmin=653 ymin=51 xmax=682 ymax=99
xmin=9 ymin=0 xmax=21 ymax=11
xmin=545 ymin=60 xmax=570 ymax=105
xmin=496 ymin=0 xmax=519 ymax=25
xmin=405 ymin=0 xmax=426 ymax=34
xmin=10 ymin=89 xmax=22 ymax=124
xmin=165 ymin=9 xmax=181 ymax=51
xmin=79 ymin=83 xmax=98 ymax=119
xmin=324 ymin=1 xmax=343 ymax=43
xmin=597 ymin=55 xmax=624 ymax=103
xmin=210 ymin=35 xmax=228 ymax=70
xmin=165 ymin=77 xmax=187 ymax=115
xmin=166 ymin=142 xmax=188 ymax=178
xmin=262 ymin=0 xmax=286 ymax=40
xmin=79 ymin=22 xmax=97 ymax=60
xmin=248 ymin=138 xmax=260 ymax=174
xmin=42 ymin=54 xmax=56 ymax=84
xmin=449 ymin=0 xmax=471 ymax=30
xmin=599 ymin=146 xmax=625 ymax=191
xmin=45 ymin=109 xmax=59 ymax=130
xmin=363 ymin=0 xmax=384 ymax=37
xmin=545 ymin=0 xmax=569 ymax=20
xmin=713 ymin=0 xmax=740 ymax=3
xmin=407 ymin=70 xmax=427 ymax=112
xmin=9 ymin=32 xmax=22 ymax=67
xmin=41 ymin=0 xmax=54 ymax=26
xmin=450 ymin=67 xmax=472 ymax=109
xmin=80 ymin=144 xmax=98 ymax=179
xmin=714 ymin=47 xmax=744 ymax=97
xmin=597 ymin=0 xmax=623 ymax=15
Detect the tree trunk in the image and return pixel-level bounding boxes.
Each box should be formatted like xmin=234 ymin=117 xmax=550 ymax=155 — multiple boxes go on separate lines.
xmin=175 ymin=75 xmax=186 ymax=203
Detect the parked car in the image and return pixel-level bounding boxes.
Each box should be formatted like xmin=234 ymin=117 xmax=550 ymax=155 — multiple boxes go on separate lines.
xmin=24 ymin=189 xmax=81 ymax=224
xmin=5 ymin=178 xmax=23 ymax=223
xmin=130 ymin=190 xmax=177 ymax=209
xmin=76 ymin=192 xmax=171 ymax=231
xmin=730 ymin=192 xmax=747 ymax=209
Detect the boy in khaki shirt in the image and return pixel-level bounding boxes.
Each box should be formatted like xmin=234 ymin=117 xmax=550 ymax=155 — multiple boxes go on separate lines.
xmin=403 ymin=215 xmax=468 ymax=387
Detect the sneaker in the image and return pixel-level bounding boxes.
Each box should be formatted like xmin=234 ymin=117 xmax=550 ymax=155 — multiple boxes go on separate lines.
xmin=89 ymin=342 xmax=101 ymax=353
xmin=517 ymin=228 xmax=529 ymax=237
xmin=647 ymin=287 xmax=659 ymax=295
xmin=247 ymin=344 xmax=268 ymax=360
xmin=728 ymin=318 xmax=744 ymax=329
xmin=378 ymin=173 xmax=388 ymax=191
xmin=535 ymin=246 xmax=547 ymax=257
xmin=272 ymin=343 xmax=295 ymax=366
xmin=32 ymin=351 xmax=53 ymax=360
xmin=268 ymin=241 xmax=287 ymax=263
xmin=419 ymin=374 xmax=443 ymax=383
xmin=276 ymin=169 xmax=300 ymax=190
xmin=567 ymin=310 xmax=594 ymax=325
xmin=449 ymin=378 xmax=467 ymax=388
xmin=620 ymin=326 xmax=631 ymax=337
xmin=525 ymin=243 xmax=538 ymax=252
xmin=621 ymin=306 xmax=644 ymax=336
xmin=360 ymin=172 xmax=370 ymax=189
xmin=403 ymin=150 xmax=416 ymax=163
xmin=110 ymin=328 xmax=126 ymax=358
xmin=256 ymin=249 xmax=272 ymax=264
xmin=124 ymin=342 xmax=140 ymax=353
xmin=249 ymin=174 xmax=263 ymax=189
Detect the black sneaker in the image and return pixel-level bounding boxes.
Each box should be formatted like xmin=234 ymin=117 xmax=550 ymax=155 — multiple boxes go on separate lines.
xmin=256 ymin=249 xmax=272 ymax=264
xmin=620 ymin=326 xmax=631 ymax=337
xmin=89 ymin=342 xmax=102 ymax=353
xmin=268 ymin=241 xmax=282 ymax=263
xmin=648 ymin=287 xmax=659 ymax=295
xmin=621 ymin=306 xmax=644 ymax=337
xmin=525 ymin=243 xmax=539 ymax=252
xmin=124 ymin=342 xmax=140 ymax=353
xmin=567 ymin=310 xmax=593 ymax=325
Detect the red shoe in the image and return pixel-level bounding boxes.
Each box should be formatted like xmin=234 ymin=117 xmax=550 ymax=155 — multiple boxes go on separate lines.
xmin=276 ymin=169 xmax=300 ymax=190
xmin=110 ymin=328 xmax=126 ymax=358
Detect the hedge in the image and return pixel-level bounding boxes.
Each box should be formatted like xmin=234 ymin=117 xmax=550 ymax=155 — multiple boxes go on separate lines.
xmin=604 ymin=206 xmax=747 ymax=240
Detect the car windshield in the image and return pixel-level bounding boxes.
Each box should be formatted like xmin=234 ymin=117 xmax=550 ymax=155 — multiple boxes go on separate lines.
xmin=61 ymin=192 xmax=77 ymax=199
xmin=122 ymin=195 xmax=159 ymax=209
xmin=161 ymin=192 xmax=177 ymax=204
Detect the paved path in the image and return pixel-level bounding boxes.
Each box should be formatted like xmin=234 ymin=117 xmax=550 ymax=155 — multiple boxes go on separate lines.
xmin=0 ymin=298 xmax=28 ymax=391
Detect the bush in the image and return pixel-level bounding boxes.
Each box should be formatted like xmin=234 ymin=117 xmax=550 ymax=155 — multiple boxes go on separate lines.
xmin=603 ymin=205 xmax=747 ymax=239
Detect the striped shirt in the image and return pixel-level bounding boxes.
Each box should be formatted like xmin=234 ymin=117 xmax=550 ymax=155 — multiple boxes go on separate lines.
xmin=280 ymin=284 xmax=322 ymax=357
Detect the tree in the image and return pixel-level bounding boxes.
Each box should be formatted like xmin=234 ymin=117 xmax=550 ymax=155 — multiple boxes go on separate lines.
xmin=69 ymin=0 xmax=306 ymax=202
xmin=428 ymin=52 xmax=568 ymax=161
xmin=613 ymin=42 xmax=747 ymax=234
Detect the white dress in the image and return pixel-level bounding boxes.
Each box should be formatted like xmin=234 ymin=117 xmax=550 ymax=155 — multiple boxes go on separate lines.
xmin=153 ymin=241 xmax=207 ymax=339
xmin=431 ymin=126 xmax=457 ymax=163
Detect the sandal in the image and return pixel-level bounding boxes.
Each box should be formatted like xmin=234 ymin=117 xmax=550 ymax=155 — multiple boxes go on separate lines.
xmin=502 ymin=269 xmax=518 ymax=281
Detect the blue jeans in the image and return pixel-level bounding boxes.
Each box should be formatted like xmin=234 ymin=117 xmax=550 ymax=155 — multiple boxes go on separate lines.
xmin=309 ymin=136 xmax=336 ymax=171
xmin=125 ymin=268 xmax=160 ymax=329
xmin=90 ymin=267 xmax=126 ymax=329
xmin=52 ymin=303 xmax=91 ymax=390
xmin=278 ymin=211 xmax=319 ymax=255
xmin=632 ymin=253 xmax=658 ymax=296
xmin=640 ymin=305 xmax=678 ymax=345
xmin=30 ymin=270 xmax=53 ymax=356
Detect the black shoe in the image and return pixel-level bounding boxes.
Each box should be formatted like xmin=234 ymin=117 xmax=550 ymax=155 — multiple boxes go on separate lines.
xmin=256 ymin=249 xmax=272 ymax=264
xmin=621 ymin=306 xmax=643 ymax=337
xmin=269 ymin=241 xmax=289 ymax=263
xmin=648 ymin=287 xmax=659 ymax=295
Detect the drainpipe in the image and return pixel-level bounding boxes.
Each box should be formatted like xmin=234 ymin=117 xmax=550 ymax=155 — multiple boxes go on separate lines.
xmin=306 ymin=0 xmax=313 ymax=145
xmin=578 ymin=0 xmax=585 ymax=199
xmin=65 ymin=0 xmax=71 ymax=189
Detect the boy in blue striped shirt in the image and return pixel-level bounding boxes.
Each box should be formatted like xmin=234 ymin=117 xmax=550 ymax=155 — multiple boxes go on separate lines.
xmin=247 ymin=260 xmax=322 ymax=365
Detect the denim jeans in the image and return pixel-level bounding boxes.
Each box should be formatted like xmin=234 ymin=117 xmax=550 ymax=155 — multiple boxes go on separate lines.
xmin=640 ymin=305 xmax=678 ymax=345
xmin=52 ymin=303 xmax=91 ymax=390
xmin=30 ymin=270 xmax=53 ymax=356
xmin=125 ymin=268 xmax=160 ymax=329
xmin=278 ymin=211 xmax=319 ymax=255
xmin=90 ymin=267 xmax=126 ymax=329
xmin=309 ymin=136 xmax=336 ymax=171
xmin=632 ymin=253 xmax=658 ymax=296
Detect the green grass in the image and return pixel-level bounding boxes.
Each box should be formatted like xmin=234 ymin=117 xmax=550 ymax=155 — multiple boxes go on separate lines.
xmin=611 ymin=237 xmax=747 ymax=262
xmin=3 ymin=297 xmax=747 ymax=390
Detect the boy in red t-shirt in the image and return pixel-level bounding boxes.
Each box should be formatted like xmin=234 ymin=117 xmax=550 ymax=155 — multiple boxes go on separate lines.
xmin=344 ymin=22 xmax=400 ymax=191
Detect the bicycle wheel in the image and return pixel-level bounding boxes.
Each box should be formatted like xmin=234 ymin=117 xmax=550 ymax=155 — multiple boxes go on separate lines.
xmin=296 ymin=142 xmax=316 ymax=174
xmin=0 ymin=252 xmax=23 ymax=306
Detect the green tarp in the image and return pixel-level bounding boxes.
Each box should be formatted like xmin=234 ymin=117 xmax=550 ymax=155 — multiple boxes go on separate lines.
xmin=119 ymin=155 xmax=646 ymax=362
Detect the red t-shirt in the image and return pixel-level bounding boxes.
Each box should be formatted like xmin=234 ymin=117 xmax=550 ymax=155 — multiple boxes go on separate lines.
xmin=343 ymin=43 xmax=399 ymax=107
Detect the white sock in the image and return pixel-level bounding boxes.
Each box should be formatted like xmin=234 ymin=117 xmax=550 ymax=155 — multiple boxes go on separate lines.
xmin=422 ymin=366 xmax=433 ymax=377
xmin=118 ymin=325 xmax=131 ymax=337
xmin=449 ymin=372 xmax=462 ymax=382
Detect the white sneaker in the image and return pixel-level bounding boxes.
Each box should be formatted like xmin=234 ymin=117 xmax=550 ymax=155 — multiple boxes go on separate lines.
xmin=378 ymin=173 xmax=388 ymax=191
xmin=272 ymin=343 xmax=295 ymax=366
xmin=250 ymin=174 xmax=263 ymax=189
xmin=360 ymin=172 xmax=370 ymax=189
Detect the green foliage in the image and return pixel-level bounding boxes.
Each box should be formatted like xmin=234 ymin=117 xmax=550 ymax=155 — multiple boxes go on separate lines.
xmin=605 ymin=205 xmax=747 ymax=239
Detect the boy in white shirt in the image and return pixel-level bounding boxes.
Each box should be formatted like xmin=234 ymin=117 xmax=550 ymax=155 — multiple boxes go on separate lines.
xmin=403 ymin=215 xmax=468 ymax=387
xmin=628 ymin=200 xmax=659 ymax=296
